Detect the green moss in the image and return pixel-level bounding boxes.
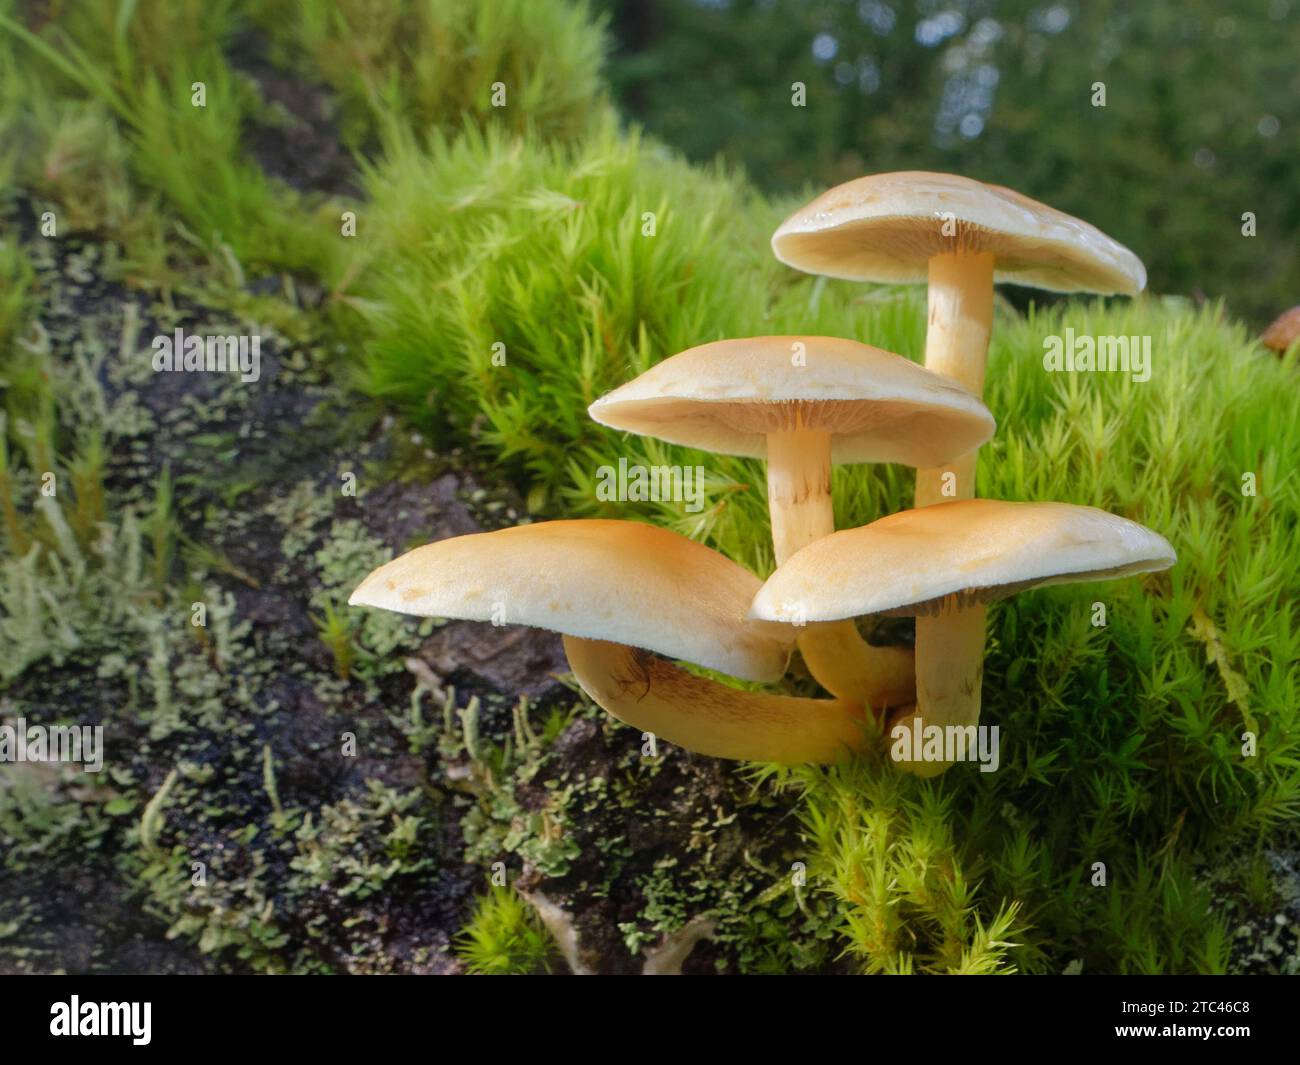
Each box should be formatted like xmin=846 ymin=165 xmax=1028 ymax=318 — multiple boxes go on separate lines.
xmin=0 ymin=214 xmax=34 ymax=347
xmin=2 ymin=0 xmax=349 ymax=290
xmin=291 ymin=781 xmax=435 ymax=900
xmin=253 ymin=0 xmax=608 ymax=149
xmin=454 ymin=885 xmax=557 ymax=975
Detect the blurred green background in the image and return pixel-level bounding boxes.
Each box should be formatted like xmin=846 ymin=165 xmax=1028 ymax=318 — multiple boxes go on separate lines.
xmin=593 ymin=0 xmax=1298 ymax=324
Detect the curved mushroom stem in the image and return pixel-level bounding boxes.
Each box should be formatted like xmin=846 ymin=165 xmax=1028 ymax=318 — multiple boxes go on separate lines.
xmin=885 ymin=602 xmax=987 ymax=777
xmin=564 ymin=635 xmax=871 ymax=763
xmin=906 ymin=250 xmax=995 ymax=776
xmin=797 ymin=621 xmax=915 ymax=709
xmin=766 ymin=427 xmax=914 ymax=709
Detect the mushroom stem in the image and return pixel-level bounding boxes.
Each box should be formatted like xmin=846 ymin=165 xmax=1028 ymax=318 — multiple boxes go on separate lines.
xmin=766 ymin=427 xmax=834 ymax=565
xmin=887 ymin=602 xmax=987 ymax=777
xmin=766 ymin=428 xmax=913 ymax=709
xmin=563 ymin=636 xmax=870 ymax=763
xmin=915 ymin=251 xmax=994 ymax=506
xmin=797 ymin=621 xmax=915 ymax=710
xmin=907 ymin=250 xmax=995 ymax=775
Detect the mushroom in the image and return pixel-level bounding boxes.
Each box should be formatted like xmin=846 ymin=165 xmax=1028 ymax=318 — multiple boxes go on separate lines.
xmin=587 ymin=335 xmax=995 ymax=708
xmin=349 ymin=519 xmax=872 ymax=763
xmin=771 ymin=172 xmax=1146 ymax=504
xmin=751 ymin=499 xmax=1176 ymax=776
xmin=771 ymin=172 xmax=1147 ymax=747
xmin=1261 ymin=306 xmax=1300 ymax=354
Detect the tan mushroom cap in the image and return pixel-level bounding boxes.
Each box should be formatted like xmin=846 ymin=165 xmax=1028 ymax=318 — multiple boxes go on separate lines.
xmin=1261 ymin=306 xmax=1300 ymax=353
xmin=349 ymin=519 xmax=790 ymax=682
xmin=752 ymin=499 xmax=1175 ymax=622
xmin=588 ymin=335 xmax=994 ymax=466
xmin=772 ymin=171 xmax=1146 ymax=296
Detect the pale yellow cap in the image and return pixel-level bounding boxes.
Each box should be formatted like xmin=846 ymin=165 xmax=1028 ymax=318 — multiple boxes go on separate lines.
xmin=350 ymin=519 xmax=790 ymax=682
xmin=589 ymin=335 xmax=994 ymax=466
xmin=751 ymin=499 xmax=1175 ymax=621
xmin=772 ymin=171 xmax=1146 ymax=295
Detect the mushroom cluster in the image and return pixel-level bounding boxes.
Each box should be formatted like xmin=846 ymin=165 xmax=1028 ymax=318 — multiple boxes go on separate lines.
xmin=350 ymin=171 xmax=1176 ymax=774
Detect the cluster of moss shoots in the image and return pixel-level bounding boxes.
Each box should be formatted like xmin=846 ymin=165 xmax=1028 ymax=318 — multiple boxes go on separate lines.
xmin=351 ymin=171 xmax=1177 ymax=777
